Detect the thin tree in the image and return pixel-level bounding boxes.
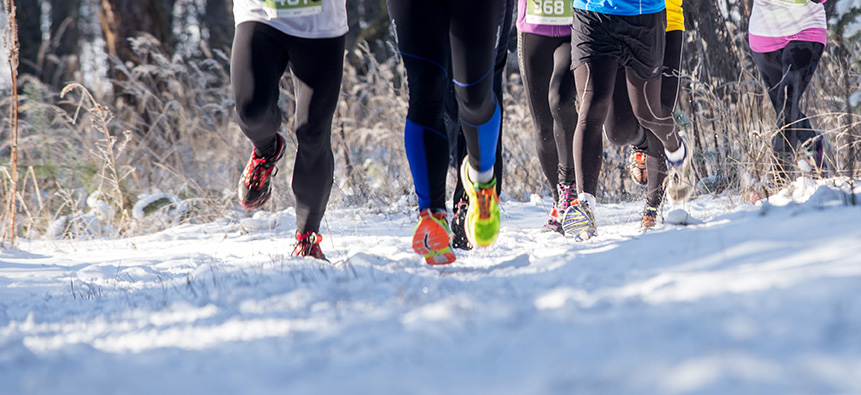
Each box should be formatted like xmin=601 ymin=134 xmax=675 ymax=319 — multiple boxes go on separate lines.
xmin=14 ymin=0 xmax=36 ymax=78
xmin=4 ymin=0 xmax=19 ymax=245
xmin=44 ymin=0 xmax=82 ymax=88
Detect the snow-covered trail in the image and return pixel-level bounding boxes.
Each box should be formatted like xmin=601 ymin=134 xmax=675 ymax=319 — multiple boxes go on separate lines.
xmin=2 ymin=181 xmax=861 ymax=394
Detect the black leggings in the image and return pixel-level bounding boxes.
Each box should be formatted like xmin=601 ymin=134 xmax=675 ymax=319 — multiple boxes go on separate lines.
xmin=572 ymin=47 xmax=679 ymax=197
xmin=605 ymin=30 xmax=684 ymax=208
xmin=751 ymin=41 xmax=824 ymax=158
xmin=231 ymin=22 xmax=345 ymax=233
xmin=519 ymin=31 xmax=578 ymax=201
xmin=388 ymin=0 xmax=506 ymax=210
xmin=451 ymin=0 xmax=514 ymax=204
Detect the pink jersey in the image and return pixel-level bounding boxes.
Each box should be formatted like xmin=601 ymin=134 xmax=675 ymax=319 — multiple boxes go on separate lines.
xmin=748 ymin=0 xmax=827 ymax=53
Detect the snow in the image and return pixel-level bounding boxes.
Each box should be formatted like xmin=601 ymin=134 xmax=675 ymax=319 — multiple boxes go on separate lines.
xmin=3 ymin=178 xmax=861 ymax=394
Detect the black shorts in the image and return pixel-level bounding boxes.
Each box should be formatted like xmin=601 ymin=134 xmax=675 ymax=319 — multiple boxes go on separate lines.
xmin=570 ymin=9 xmax=666 ymax=81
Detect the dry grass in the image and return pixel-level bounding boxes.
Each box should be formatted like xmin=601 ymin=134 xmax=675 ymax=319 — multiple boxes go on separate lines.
xmin=2 ymin=27 xmax=860 ymax=240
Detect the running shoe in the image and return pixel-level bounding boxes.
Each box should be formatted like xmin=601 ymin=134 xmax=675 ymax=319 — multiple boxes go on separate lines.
xmin=544 ymin=182 xmax=576 ymax=235
xmin=799 ymin=133 xmax=828 ymax=176
xmin=641 ymin=205 xmax=659 ymax=230
xmin=412 ymin=208 xmax=456 ymax=265
xmin=562 ymin=193 xmax=597 ymax=242
xmin=460 ymin=158 xmax=501 ymax=247
xmin=629 ymin=149 xmax=648 ymax=187
xmin=293 ymin=230 xmax=328 ymax=261
xmin=238 ymin=133 xmax=286 ymax=209
xmin=543 ymin=207 xmax=563 ymax=234
xmin=665 ymin=137 xmax=695 ymax=204
xmin=450 ymin=200 xmax=473 ymax=251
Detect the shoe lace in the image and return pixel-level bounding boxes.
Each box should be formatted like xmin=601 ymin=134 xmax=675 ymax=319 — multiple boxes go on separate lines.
xmin=475 ymin=187 xmax=496 ymax=219
xmin=643 ymin=206 xmax=658 ymax=217
xmin=243 ymin=152 xmax=279 ymax=189
xmin=557 ymin=183 xmax=576 ymax=209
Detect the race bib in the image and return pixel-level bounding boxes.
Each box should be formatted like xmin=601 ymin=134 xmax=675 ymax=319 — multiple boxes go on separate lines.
xmin=262 ymin=0 xmax=322 ymax=18
xmin=525 ymin=0 xmax=573 ymax=26
xmin=774 ymin=0 xmax=807 ymax=5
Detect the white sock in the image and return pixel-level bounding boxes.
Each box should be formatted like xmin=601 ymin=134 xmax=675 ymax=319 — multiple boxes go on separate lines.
xmin=469 ymin=165 xmax=494 ymax=185
xmin=665 ymin=140 xmax=686 ymax=164
xmin=577 ymin=192 xmax=597 ymax=208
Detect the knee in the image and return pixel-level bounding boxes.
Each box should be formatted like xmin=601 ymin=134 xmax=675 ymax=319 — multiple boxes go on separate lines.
xmin=236 ymin=101 xmax=277 ymax=131
xmin=604 ymin=128 xmax=633 ymax=147
xmin=454 ymin=83 xmax=495 ymax=124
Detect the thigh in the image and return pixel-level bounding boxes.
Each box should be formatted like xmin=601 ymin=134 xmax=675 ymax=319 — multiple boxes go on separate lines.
xmin=388 ymin=0 xmax=451 ymax=126
xmin=615 ymin=11 xmax=665 ymax=82
xmin=231 ymin=22 xmax=291 ymax=106
xmin=574 ymin=57 xmax=618 ymax=118
xmin=287 ymin=35 xmax=346 ymax=127
xmin=387 ymin=0 xmax=449 ymax=66
xmin=448 ymin=0 xmax=506 ymax=85
xmin=550 ymin=39 xmax=576 ymax=108
xmin=751 ymin=49 xmax=785 ymax=94
xmin=571 ymin=9 xmax=621 ymax=73
xmin=520 ymin=32 xmax=556 ymax=117
xmin=781 ymin=41 xmax=824 ymax=97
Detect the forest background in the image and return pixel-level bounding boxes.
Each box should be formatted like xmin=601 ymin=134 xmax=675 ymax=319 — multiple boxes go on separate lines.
xmin=2 ymin=0 xmax=861 ymax=242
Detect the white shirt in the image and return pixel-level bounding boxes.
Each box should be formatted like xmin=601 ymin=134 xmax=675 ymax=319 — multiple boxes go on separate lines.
xmin=233 ymin=0 xmax=348 ymax=39
xmin=749 ymin=0 xmax=826 ymax=37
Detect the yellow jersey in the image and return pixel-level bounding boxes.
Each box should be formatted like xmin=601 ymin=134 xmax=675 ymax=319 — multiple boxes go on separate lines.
xmin=666 ymin=0 xmax=684 ymax=31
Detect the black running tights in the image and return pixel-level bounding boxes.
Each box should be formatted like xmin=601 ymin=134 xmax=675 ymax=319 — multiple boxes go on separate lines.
xmin=231 ymin=22 xmax=345 ymax=233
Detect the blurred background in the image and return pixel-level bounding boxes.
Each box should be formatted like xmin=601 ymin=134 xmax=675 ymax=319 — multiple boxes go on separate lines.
xmin=0 ymin=0 xmax=860 ymax=240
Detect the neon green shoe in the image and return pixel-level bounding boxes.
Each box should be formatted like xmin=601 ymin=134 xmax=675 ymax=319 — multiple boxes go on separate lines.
xmin=459 ymin=158 xmax=500 ymax=247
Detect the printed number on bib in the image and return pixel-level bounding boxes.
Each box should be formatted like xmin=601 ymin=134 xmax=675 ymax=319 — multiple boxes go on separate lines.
xmin=525 ymin=0 xmax=573 ymax=26
xmin=262 ymin=0 xmax=322 ymax=18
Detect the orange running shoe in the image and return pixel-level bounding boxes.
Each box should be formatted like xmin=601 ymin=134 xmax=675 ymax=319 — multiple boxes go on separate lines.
xmin=629 ymin=150 xmax=648 ymax=187
xmin=412 ymin=209 xmax=456 ymax=265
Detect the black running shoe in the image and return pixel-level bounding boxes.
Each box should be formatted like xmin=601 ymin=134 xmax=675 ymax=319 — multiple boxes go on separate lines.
xmin=450 ymin=199 xmax=473 ymax=251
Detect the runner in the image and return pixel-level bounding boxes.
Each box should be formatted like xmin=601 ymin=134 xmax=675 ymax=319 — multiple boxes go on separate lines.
xmin=388 ymin=0 xmax=506 ymax=265
xmin=603 ymin=0 xmax=685 ymax=229
xmin=516 ymin=0 xmax=578 ymax=235
xmin=448 ymin=0 xmax=514 ymax=251
xmin=566 ymin=0 xmax=694 ymax=241
xmin=749 ymin=0 xmax=828 ymax=184
xmin=232 ymin=0 xmax=348 ymax=260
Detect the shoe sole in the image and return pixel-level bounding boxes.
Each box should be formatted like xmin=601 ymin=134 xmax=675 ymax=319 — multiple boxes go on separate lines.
xmin=238 ymin=189 xmax=271 ymax=210
xmin=412 ymin=217 xmax=456 ymax=265
xmin=630 ymin=153 xmax=648 ymax=187
xmin=561 ymin=206 xmax=597 ymax=241
xmin=666 ymin=169 xmax=694 ymax=204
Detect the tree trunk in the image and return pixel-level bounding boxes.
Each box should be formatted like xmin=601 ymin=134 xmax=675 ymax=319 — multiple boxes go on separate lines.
xmin=98 ymin=0 xmax=172 ymax=78
xmin=203 ymin=0 xmax=234 ymax=54
xmin=16 ymin=0 xmax=41 ymax=78
xmin=683 ymin=0 xmax=743 ymax=82
xmin=45 ymin=0 xmax=82 ymax=87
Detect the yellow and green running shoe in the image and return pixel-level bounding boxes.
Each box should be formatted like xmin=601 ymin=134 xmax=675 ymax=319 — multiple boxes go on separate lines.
xmin=459 ymin=158 xmax=500 ymax=247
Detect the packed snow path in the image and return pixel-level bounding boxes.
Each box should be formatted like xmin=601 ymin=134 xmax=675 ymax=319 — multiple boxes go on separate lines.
xmin=2 ymin=180 xmax=861 ymax=394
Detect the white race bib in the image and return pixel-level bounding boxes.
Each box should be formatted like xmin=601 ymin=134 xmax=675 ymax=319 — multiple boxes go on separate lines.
xmin=774 ymin=0 xmax=807 ymax=5
xmin=525 ymin=0 xmax=573 ymax=26
xmin=262 ymin=0 xmax=322 ymax=18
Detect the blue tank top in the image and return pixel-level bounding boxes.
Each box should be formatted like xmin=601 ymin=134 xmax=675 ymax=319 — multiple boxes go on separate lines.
xmin=573 ymin=0 xmax=666 ymax=16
